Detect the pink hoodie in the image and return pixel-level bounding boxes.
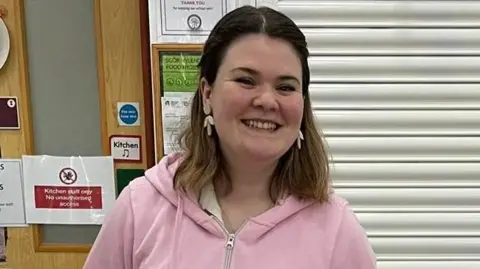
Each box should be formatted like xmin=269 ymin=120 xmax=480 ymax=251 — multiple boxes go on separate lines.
xmin=84 ymin=153 xmax=376 ymax=269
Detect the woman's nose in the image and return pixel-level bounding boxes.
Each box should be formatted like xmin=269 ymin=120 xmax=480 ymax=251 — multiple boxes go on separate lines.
xmin=252 ymin=87 xmax=279 ymax=111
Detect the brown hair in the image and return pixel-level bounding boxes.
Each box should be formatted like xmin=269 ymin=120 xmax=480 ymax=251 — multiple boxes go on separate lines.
xmin=172 ymin=6 xmax=331 ymax=203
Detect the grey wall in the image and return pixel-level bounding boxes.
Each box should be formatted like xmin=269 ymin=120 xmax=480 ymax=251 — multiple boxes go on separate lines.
xmin=24 ymin=0 xmax=102 ymax=244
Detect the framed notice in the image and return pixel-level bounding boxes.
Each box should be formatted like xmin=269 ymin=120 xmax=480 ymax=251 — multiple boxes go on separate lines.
xmin=149 ymin=0 xmax=235 ymax=43
xmin=151 ymin=44 xmax=203 ymax=162
xmin=148 ymin=0 xmax=279 ymax=43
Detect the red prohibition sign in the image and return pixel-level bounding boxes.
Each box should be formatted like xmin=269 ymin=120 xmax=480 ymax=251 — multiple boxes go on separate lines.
xmin=59 ymin=167 xmax=77 ymax=185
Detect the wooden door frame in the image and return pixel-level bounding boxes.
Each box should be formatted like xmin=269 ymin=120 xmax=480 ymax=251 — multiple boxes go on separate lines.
xmin=139 ymin=0 xmax=155 ymax=169
xmin=32 ymin=0 xmax=154 ymax=253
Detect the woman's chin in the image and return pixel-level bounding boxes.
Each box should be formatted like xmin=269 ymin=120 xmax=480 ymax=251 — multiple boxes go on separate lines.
xmin=241 ymin=143 xmax=287 ymax=162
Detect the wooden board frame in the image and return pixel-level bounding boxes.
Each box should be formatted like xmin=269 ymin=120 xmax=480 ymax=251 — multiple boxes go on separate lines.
xmin=151 ymin=44 xmax=204 ymax=163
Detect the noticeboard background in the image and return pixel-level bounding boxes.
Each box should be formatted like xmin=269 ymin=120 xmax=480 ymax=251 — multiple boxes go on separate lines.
xmin=151 ymin=44 xmax=203 ymax=162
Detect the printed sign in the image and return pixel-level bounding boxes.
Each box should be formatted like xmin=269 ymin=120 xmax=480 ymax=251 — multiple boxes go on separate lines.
xmin=117 ymin=102 xmax=140 ymax=126
xmin=110 ymin=135 xmax=142 ymax=162
xmin=160 ymin=52 xmax=200 ymax=155
xmin=156 ymin=0 xmax=229 ymax=42
xmin=0 ymin=159 xmax=27 ymax=226
xmin=21 ymin=155 xmax=116 ymax=225
xmin=160 ymin=52 xmax=201 ymax=96
xmin=0 ymin=97 xmax=20 ymax=129
xmin=162 ymin=96 xmax=191 ymax=154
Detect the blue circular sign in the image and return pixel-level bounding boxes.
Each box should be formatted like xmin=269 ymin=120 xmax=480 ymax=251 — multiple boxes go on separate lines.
xmin=119 ymin=104 xmax=138 ymax=125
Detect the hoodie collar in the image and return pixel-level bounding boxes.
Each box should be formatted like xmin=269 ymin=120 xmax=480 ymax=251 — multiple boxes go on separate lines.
xmin=144 ymin=153 xmax=225 ymax=237
xmin=145 ymin=152 xmax=316 ymax=241
xmin=198 ymin=183 xmax=224 ymax=224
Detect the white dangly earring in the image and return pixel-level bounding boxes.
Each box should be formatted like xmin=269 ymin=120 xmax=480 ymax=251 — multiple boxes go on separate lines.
xmin=203 ymin=103 xmax=214 ymax=136
xmin=297 ymin=130 xmax=304 ymax=149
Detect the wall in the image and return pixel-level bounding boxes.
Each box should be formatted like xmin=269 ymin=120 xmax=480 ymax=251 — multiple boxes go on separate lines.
xmin=0 ymin=0 xmax=148 ymax=268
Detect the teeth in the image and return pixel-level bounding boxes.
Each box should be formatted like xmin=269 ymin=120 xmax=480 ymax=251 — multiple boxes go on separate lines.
xmin=244 ymin=120 xmax=277 ymax=130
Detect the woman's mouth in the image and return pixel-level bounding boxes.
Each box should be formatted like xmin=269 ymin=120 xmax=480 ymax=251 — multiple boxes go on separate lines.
xmin=241 ymin=119 xmax=280 ymax=131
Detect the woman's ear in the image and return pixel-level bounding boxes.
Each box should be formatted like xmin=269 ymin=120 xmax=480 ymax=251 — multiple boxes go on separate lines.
xmin=200 ymin=77 xmax=212 ymax=107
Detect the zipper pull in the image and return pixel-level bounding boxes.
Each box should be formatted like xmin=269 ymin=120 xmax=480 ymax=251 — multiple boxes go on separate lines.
xmin=226 ymin=234 xmax=235 ymax=249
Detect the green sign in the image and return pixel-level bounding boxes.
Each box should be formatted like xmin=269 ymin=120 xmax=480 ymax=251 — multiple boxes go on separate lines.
xmin=160 ymin=52 xmax=201 ymax=93
xmin=116 ymin=168 xmax=145 ymax=196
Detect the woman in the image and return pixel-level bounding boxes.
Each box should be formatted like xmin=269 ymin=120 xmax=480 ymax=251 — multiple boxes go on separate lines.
xmin=84 ymin=5 xmax=376 ymax=269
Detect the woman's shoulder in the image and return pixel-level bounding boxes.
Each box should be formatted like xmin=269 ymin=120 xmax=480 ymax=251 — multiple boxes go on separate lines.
xmin=124 ymin=173 xmax=180 ymax=212
xmin=126 ymin=152 xmax=185 ymax=203
xmin=310 ymin=190 xmax=350 ymax=214
xmin=326 ymin=191 xmax=351 ymax=212
xmin=322 ymin=192 xmax=376 ymax=267
xmin=304 ymin=190 xmax=361 ymax=232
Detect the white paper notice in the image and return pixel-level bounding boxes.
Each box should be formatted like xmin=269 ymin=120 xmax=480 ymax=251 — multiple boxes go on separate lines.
xmin=110 ymin=136 xmax=141 ymax=162
xmin=161 ymin=96 xmax=192 ymax=155
xmin=21 ymin=155 xmax=116 ymax=225
xmin=153 ymin=0 xmax=231 ymax=43
xmin=0 ymin=159 xmax=27 ymax=226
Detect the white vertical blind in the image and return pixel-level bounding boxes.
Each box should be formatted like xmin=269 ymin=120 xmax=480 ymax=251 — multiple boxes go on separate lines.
xmin=279 ymin=1 xmax=480 ymax=268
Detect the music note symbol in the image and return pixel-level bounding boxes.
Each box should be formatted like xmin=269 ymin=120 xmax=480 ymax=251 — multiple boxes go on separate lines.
xmin=122 ymin=149 xmax=129 ymax=158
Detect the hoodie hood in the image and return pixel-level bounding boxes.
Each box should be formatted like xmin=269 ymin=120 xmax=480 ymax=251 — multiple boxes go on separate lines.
xmin=144 ymin=152 xmax=184 ymax=206
xmin=144 ymin=152 xmax=226 ymax=237
xmin=144 ymin=152 xmax=316 ymax=241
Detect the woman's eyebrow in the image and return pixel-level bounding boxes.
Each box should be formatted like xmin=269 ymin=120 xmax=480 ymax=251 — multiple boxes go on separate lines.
xmin=230 ymin=67 xmax=300 ymax=84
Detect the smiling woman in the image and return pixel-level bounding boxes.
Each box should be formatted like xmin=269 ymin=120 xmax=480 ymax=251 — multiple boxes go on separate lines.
xmin=175 ymin=7 xmax=330 ymax=207
xmin=84 ymin=5 xmax=376 ymax=269
xmin=200 ymin=34 xmax=304 ymax=168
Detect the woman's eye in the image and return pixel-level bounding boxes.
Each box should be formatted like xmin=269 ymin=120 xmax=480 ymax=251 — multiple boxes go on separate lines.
xmin=235 ymin=77 xmax=255 ymax=86
xmin=278 ymin=85 xmax=296 ymax=92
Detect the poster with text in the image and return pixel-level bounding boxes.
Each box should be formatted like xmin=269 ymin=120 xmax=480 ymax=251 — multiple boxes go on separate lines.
xmin=162 ymin=96 xmax=192 ymax=154
xmin=0 ymin=159 xmax=27 ymax=226
xmin=149 ymin=0 xmax=279 ymax=43
xmin=160 ymin=51 xmax=201 ymax=154
xmin=153 ymin=0 xmax=232 ymax=43
xmin=160 ymin=51 xmax=200 ymax=98
xmin=21 ymin=155 xmax=116 ymax=225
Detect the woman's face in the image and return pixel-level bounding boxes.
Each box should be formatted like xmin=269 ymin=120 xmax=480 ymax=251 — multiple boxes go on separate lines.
xmin=201 ymin=34 xmax=304 ymax=163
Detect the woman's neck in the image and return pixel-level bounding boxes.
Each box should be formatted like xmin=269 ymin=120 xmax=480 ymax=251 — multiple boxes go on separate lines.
xmin=216 ymin=158 xmax=277 ymax=203
xmin=214 ymin=160 xmax=278 ymax=233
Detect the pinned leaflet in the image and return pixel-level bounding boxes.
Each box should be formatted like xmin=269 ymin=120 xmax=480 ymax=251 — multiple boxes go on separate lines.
xmin=21 ymin=155 xmax=116 ymax=225
xmin=159 ymin=51 xmax=200 ymax=155
xmin=0 ymin=159 xmax=27 ymax=226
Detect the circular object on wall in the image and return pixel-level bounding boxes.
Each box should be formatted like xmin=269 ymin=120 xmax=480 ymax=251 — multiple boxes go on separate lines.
xmin=187 ymin=14 xmax=202 ymax=30
xmin=0 ymin=17 xmax=10 ymax=70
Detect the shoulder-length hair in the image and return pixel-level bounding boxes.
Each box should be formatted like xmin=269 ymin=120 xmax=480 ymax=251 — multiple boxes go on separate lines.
xmin=172 ymin=6 xmax=331 ymax=203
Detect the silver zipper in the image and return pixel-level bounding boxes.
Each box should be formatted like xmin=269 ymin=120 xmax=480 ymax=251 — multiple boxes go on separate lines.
xmin=211 ymin=216 xmax=248 ymax=269
xmin=224 ymin=234 xmax=235 ymax=269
